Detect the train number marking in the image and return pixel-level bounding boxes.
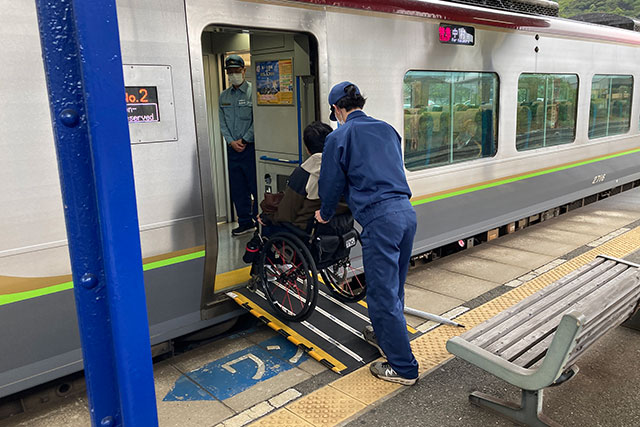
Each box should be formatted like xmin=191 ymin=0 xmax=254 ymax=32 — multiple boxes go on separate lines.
xmin=222 ymin=353 xmax=266 ymax=380
xmin=289 ymin=348 xmax=305 ymax=364
xmin=592 ymin=174 xmax=606 ymax=184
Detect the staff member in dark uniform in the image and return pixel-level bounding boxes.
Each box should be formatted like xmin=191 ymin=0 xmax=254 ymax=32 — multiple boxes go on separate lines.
xmin=315 ymin=82 xmax=419 ymax=385
xmin=219 ymin=54 xmax=258 ymax=236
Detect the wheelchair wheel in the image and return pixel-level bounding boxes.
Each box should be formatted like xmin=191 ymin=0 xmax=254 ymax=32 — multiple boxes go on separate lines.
xmin=321 ymin=260 xmax=366 ymax=303
xmin=259 ymin=233 xmax=319 ymax=321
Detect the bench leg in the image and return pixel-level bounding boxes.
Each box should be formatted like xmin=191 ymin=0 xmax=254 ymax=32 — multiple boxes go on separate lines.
xmin=622 ymin=309 xmax=640 ymax=331
xmin=470 ymin=389 xmax=560 ymax=427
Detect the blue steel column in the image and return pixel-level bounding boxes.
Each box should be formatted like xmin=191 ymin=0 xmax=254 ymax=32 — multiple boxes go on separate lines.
xmin=34 ymin=1 xmax=158 ymax=426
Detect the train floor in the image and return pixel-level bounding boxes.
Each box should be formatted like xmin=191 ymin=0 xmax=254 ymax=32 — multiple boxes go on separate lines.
xmin=3 ymin=189 xmax=640 ymax=426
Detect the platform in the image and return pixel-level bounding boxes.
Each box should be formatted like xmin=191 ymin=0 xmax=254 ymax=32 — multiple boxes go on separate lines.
xmin=226 ymin=287 xmax=420 ymax=375
xmin=2 ymin=189 xmax=640 ymax=427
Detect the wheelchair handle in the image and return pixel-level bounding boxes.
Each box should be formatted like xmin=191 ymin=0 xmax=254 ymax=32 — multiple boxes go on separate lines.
xmin=309 ymin=220 xmax=318 ymax=244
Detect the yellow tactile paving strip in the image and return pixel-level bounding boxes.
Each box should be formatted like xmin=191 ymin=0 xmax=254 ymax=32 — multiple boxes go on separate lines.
xmin=251 ymin=225 xmax=640 ymax=426
xmin=330 ymin=364 xmax=403 ymax=405
xmin=287 ymin=386 xmax=367 ymax=426
xmin=251 ymin=408 xmax=314 ymax=426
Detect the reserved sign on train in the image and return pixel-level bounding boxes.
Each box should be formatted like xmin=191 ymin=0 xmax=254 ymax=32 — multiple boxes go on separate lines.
xmin=125 ymin=86 xmax=160 ymax=123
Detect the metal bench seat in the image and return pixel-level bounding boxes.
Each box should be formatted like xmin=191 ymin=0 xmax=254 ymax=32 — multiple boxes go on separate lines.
xmin=446 ymin=255 xmax=640 ymax=427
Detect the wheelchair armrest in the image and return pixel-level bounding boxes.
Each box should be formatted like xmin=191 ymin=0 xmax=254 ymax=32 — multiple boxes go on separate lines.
xmin=280 ymin=222 xmax=311 ymax=240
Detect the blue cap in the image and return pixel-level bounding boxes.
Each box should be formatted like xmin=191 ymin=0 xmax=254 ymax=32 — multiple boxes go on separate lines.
xmin=225 ymin=54 xmax=245 ymax=69
xmin=328 ymin=81 xmax=361 ymax=121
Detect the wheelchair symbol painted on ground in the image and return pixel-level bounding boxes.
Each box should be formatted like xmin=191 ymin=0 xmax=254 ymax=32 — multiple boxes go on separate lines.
xmin=163 ymin=335 xmax=308 ymax=401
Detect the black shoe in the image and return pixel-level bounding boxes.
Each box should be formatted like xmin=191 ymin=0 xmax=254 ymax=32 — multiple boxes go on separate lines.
xmin=369 ymin=361 xmax=418 ymax=386
xmin=363 ymin=325 xmax=387 ymax=358
xmin=232 ymin=223 xmax=256 ymax=237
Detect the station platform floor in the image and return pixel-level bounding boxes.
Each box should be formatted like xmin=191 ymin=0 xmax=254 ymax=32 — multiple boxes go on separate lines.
xmin=3 ymin=189 xmax=640 ymax=427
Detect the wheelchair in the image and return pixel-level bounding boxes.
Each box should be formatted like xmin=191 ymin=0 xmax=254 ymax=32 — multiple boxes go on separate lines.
xmin=249 ymin=213 xmax=366 ymax=322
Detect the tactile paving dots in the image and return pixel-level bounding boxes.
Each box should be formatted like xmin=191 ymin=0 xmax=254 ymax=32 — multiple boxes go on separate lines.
xmin=286 ymin=386 xmax=366 ymax=426
xmin=331 ymin=365 xmax=402 ymax=405
xmin=411 ymin=329 xmax=458 ymax=363
xmin=250 ymin=408 xmax=313 ymax=426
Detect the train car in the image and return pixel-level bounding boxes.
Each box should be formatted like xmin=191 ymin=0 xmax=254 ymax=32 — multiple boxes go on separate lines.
xmin=2 ymin=0 xmax=640 ymax=400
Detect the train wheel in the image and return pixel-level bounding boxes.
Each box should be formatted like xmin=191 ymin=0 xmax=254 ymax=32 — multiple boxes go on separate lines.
xmin=259 ymin=233 xmax=318 ymax=321
xmin=321 ymin=261 xmax=366 ymax=303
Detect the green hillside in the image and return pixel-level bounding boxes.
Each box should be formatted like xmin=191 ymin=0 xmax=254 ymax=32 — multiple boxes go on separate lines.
xmin=558 ymin=0 xmax=640 ymax=19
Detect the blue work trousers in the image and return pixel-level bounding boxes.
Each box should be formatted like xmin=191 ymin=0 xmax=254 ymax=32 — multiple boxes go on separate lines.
xmin=361 ymin=201 xmax=418 ymax=379
xmin=228 ymin=144 xmax=258 ymax=226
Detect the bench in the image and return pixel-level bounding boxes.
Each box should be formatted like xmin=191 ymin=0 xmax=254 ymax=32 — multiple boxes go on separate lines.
xmin=446 ymin=255 xmax=640 ymax=427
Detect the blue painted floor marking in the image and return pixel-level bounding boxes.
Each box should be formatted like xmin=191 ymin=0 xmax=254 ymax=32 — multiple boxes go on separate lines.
xmin=164 ymin=334 xmax=308 ymax=401
xmin=165 ymin=377 xmax=216 ymax=401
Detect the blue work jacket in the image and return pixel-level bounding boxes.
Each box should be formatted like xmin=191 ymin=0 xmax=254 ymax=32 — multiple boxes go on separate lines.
xmin=218 ymin=80 xmax=254 ymax=145
xmin=319 ymin=110 xmax=412 ymax=226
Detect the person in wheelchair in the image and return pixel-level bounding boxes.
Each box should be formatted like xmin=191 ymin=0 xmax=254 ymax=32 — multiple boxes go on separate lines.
xmin=257 ymin=121 xmax=349 ymax=235
xmin=245 ymin=121 xmax=361 ymax=323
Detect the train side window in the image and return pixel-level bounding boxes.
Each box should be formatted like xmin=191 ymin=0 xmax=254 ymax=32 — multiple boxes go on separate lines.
xmin=589 ymin=74 xmax=633 ymax=139
xmin=516 ymin=74 xmax=578 ymax=151
xmin=403 ymin=71 xmax=498 ymax=172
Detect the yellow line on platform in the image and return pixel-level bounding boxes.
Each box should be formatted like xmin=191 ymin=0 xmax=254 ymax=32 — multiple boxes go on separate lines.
xmin=252 ymin=224 xmax=640 ymax=426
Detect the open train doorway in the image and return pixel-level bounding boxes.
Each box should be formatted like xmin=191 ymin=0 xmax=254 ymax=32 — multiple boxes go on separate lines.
xmin=200 ymin=26 xmax=319 ymax=289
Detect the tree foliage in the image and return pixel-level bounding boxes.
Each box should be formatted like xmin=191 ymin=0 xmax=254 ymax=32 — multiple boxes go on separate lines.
xmin=558 ymin=0 xmax=640 ymax=19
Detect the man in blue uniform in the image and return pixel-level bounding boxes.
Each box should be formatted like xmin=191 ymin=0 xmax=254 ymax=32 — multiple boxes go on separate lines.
xmin=315 ymin=82 xmax=419 ymax=385
xmin=219 ymin=55 xmax=258 ymax=236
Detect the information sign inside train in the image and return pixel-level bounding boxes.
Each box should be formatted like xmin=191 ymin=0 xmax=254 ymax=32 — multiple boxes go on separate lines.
xmin=125 ymin=86 xmax=160 ymax=123
xmin=439 ymin=24 xmax=475 ymax=45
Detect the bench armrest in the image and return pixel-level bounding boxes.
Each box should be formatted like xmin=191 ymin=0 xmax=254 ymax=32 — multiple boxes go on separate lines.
xmin=446 ymin=311 xmax=585 ymax=390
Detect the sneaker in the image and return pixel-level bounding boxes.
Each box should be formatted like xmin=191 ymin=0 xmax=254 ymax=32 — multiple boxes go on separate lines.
xmin=363 ymin=325 xmax=386 ymax=358
xmin=369 ymin=361 xmax=418 ymax=386
xmin=232 ymin=222 xmax=256 ymax=237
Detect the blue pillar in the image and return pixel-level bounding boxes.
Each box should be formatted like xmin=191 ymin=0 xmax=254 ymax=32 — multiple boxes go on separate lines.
xmin=34 ymin=1 xmax=158 ymax=426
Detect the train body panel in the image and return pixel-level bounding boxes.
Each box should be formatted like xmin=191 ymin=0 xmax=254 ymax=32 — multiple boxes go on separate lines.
xmin=0 ymin=258 xmax=244 ymax=397
xmin=1 ymin=0 xmax=639 ymax=398
xmin=118 ymin=0 xmax=205 ymax=263
xmin=1 ymin=0 xmax=66 ymax=276
xmin=412 ymin=151 xmax=640 ymax=254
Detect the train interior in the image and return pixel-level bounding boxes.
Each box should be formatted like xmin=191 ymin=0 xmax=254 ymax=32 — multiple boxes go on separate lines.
xmin=403 ymin=71 xmax=499 ymax=171
xmin=200 ymin=27 xmax=318 ymax=287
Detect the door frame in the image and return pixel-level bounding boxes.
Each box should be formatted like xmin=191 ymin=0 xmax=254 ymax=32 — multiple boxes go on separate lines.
xmin=185 ymin=3 xmax=327 ymax=315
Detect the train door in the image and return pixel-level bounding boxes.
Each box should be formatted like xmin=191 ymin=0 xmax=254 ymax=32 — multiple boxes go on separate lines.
xmin=251 ymin=33 xmax=316 ymax=198
xmin=200 ymin=27 xmax=317 ymax=296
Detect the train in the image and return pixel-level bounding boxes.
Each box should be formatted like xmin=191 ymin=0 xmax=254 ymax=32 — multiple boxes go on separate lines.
xmin=2 ymin=0 xmax=640 ymax=403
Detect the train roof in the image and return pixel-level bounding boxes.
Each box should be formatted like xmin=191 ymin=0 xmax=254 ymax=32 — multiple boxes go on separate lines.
xmin=289 ymin=0 xmax=640 ymax=46
xmin=570 ymin=13 xmax=640 ymax=32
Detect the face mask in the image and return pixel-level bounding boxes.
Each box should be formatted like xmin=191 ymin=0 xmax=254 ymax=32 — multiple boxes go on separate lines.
xmin=229 ymin=73 xmax=244 ymax=86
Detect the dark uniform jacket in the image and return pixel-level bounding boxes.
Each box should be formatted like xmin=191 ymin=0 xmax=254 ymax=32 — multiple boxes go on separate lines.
xmin=319 ymin=110 xmax=411 ymax=227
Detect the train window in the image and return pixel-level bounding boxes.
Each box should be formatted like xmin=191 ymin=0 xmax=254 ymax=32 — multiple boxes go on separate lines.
xmin=403 ymin=71 xmax=498 ymax=171
xmin=516 ymin=74 xmax=578 ymax=151
xmin=589 ymin=75 xmax=633 ymax=139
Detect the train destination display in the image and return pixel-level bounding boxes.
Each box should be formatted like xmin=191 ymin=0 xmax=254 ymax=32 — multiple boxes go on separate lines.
xmin=439 ymin=24 xmax=475 ymax=45
xmin=126 ymin=86 xmax=160 ymax=123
